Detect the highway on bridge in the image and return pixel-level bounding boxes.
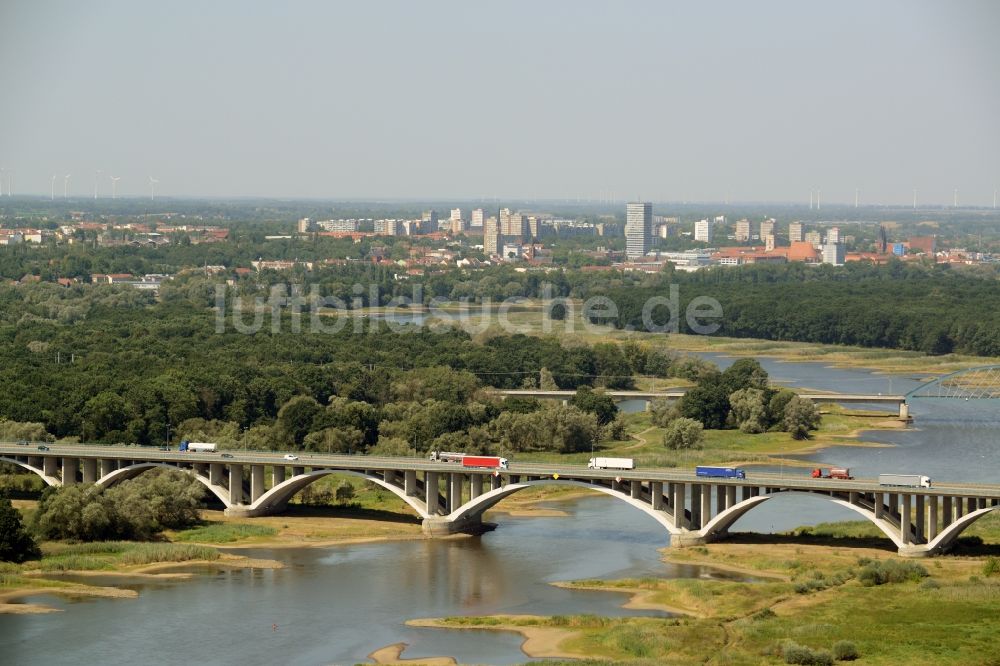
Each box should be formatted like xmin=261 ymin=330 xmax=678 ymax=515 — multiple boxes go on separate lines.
xmin=3 ymin=441 xmax=998 ymax=499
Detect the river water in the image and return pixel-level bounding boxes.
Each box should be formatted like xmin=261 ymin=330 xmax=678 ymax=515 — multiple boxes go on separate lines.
xmin=3 ymin=352 xmax=999 ymax=665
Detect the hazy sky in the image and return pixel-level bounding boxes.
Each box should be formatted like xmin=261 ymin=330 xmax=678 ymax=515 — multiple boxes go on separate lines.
xmin=2 ymin=1 xmax=998 ymax=205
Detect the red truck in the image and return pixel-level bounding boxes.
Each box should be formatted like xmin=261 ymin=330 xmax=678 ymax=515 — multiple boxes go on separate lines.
xmin=462 ymin=455 xmax=509 ymax=470
xmin=811 ymin=467 xmax=853 ymax=480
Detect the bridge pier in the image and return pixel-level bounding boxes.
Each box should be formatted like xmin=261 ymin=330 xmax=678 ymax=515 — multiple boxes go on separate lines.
xmin=421 ymin=514 xmax=493 ymax=536
xmin=62 ymin=457 xmax=78 ymax=485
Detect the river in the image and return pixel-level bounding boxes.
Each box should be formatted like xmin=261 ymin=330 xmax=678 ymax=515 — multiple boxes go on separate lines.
xmin=2 ymin=352 xmax=999 ymax=665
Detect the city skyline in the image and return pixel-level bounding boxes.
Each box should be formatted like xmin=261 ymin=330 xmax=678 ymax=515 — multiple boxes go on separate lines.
xmin=1 ymin=1 xmax=998 ymax=204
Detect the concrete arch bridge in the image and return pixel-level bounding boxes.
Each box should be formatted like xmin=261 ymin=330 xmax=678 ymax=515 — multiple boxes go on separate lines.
xmin=3 ymin=444 xmax=998 ymax=558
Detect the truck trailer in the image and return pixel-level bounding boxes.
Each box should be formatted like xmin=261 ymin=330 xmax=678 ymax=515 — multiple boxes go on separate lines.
xmin=695 ymin=466 xmax=746 ymax=479
xmin=588 ymin=457 xmax=635 ymax=470
xmin=878 ymin=473 xmax=932 ymax=488
xmin=811 ymin=467 xmax=853 ymax=480
xmin=461 ymin=456 xmax=509 ymax=470
xmin=179 ymin=441 xmax=217 ymax=453
xmin=428 ymin=451 xmax=465 ymax=463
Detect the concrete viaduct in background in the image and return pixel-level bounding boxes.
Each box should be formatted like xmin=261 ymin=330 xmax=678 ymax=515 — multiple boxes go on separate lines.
xmin=3 ymin=445 xmax=998 ymax=557
xmin=496 ymin=390 xmax=912 ymax=420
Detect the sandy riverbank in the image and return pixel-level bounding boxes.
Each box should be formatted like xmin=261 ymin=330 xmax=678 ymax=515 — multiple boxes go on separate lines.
xmin=405 ymin=616 xmax=594 ymax=661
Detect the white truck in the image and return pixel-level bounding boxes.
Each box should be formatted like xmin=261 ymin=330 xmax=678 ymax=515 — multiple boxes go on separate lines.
xmin=588 ymin=457 xmax=635 ymax=470
xmin=878 ymin=473 xmax=932 ymax=488
xmin=180 ymin=441 xmax=218 ymax=453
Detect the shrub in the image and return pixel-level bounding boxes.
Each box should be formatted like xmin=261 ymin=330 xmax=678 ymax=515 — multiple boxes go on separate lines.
xmin=662 ymin=417 xmax=704 ymax=450
xmin=783 ymin=642 xmax=834 ymax=665
xmin=982 ymin=557 xmax=1000 ymax=577
xmin=857 ymin=559 xmax=928 ymax=586
xmin=832 ymin=640 xmax=859 ymax=661
xmin=0 ymin=495 xmax=40 ymax=563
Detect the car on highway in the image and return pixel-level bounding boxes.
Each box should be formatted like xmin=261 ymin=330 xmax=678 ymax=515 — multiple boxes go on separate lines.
xmin=220 ymin=453 xmax=234 ymax=458
xmin=37 ymin=445 xmax=50 ymax=451
xmin=15 ymin=439 xmax=28 ymax=446
xmin=283 ymin=454 xmax=299 ymax=461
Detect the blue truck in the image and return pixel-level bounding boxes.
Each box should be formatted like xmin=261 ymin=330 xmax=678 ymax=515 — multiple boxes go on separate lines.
xmin=695 ymin=466 xmax=746 ymax=479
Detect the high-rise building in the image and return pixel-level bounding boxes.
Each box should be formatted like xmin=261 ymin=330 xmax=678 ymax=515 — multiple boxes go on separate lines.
xmin=471 ymin=208 xmax=485 ymax=228
xmin=760 ymin=218 xmax=775 ymax=240
xmin=451 ymin=217 xmax=467 ymax=234
xmin=822 ymin=242 xmax=845 ymax=266
xmin=805 ymin=230 xmax=822 ymax=248
xmin=374 ymin=219 xmax=398 ymax=236
xmin=297 ymin=218 xmax=313 ymax=233
xmin=450 ymin=208 xmax=462 ymax=222
xmin=694 ymin=218 xmax=714 ymax=243
xmin=827 ymin=226 xmax=841 ymax=245
xmin=764 ymin=234 xmax=776 ymax=252
xmin=484 ymin=215 xmax=501 ymax=256
xmin=625 ymin=202 xmax=652 ymax=259
xmin=789 ymin=222 xmax=803 ymax=243
xmin=422 ymin=210 xmax=438 ymax=227
xmin=527 ymin=216 xmax=540 ymax=239
xmin=735 ymin=219 xmax=751 ymax=242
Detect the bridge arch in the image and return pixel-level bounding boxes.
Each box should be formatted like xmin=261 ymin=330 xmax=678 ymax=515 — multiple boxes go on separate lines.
xmin=97 ymin=463 xmax=231 ymax=507
xmin=0 ymin=456 xmax=60 ymax=487
xmin=447 ymin=478 xmax=682 ymax=535
xmin=906 ymin=365 xmax=1000 ymax=400
xmin=925 ymin=505 xmax=1000 ymax=554
xmin=244 ymin=469 xmax=428 ymax=518
xmin=699 ymin=491 xmax=906 ymax=548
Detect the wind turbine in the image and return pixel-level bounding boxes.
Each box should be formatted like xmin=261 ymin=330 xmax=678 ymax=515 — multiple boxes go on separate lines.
xmin=953 ymin=188 xmax=958 ymax=208
xmin=815 ymin=188 xmax=821 ymax=211
xmin=855 ymin=188 xmax=859 ymax=208
xmin=912 ymin=188 xmax=917 ymax=210
xmin=0 ymin=168 xmax=4 ymax=197
xmin=149 ymin=176 xmax=159 ymax=201
xmin=63 ymin=174 xmax=71 ymax=198
xmin=93 ymin=170 xmax=102 ymax=199
xmin=50 ymin=174 xmax=57 ymax=200
xmin=110 ymin=175 xmax=120 ymax=199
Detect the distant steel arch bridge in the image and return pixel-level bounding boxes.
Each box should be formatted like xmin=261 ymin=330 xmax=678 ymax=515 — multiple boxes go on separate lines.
xmin=906 ymin=366 xmax=1000 ymax=400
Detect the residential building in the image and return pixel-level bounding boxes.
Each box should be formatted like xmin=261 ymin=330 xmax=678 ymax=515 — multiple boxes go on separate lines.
xmin=822 ymin=242 xmax=845 ymax=266
xmin=735 ymin=219 xmax=751 ymax=242
xmin=760 ymin=218 xmax=775 ymax=240
xmin=318 ymin=219 xmax=358 ymax=232
xmin=805 ymin=230 xmax=822 ymax=248
xmin=789 ymin=222 xmax=803 ymax=243
xmin=484 ymin=215 xmax=501 ymax=256
xmin=694 ymin=218 xmax=714 ymax=243
xmin=827 ymin=226 xmax=841 ymax=245
xmin=764 ymin=234 xmax=776 ymax=251
xmin=375 ymin=219 xmax=399 ymax=236
xmin=625 ymin=202 xmax=652 ymax=259
xmin=297 ymin=218 xmax=313 ymax=233
xmin=450 ymin=208 xmax=462 ymax=223
xmin=471 ymin=208 xmax=485 ymax=228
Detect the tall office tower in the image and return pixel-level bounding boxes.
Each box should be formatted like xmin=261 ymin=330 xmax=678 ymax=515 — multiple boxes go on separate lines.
xmin=789 ymin=221 xmax=803 ymax=243
xmin=625 ymin=202 xmax=652 ymax=259
xmin=694 ymin=218 xmax=714 ymax=243
xmin=827 ymin=226 xmax=841 ymax=244
xmin=422 ymin=210 xmax=438 ymax=228
xmin=450 ymin=208 xmax=462 ymax=222
xmin=760 ymin=218 xmax=775 ymax=240
xmin=484 ymin=215 xmax=501 ymax=256
xmin=451 ymin=217 xmax=467 ymax=234
xmin=471 ymin=208 xmax=485 ymax=228
xmin=735 ymin=219 xmax=751 ymax=242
